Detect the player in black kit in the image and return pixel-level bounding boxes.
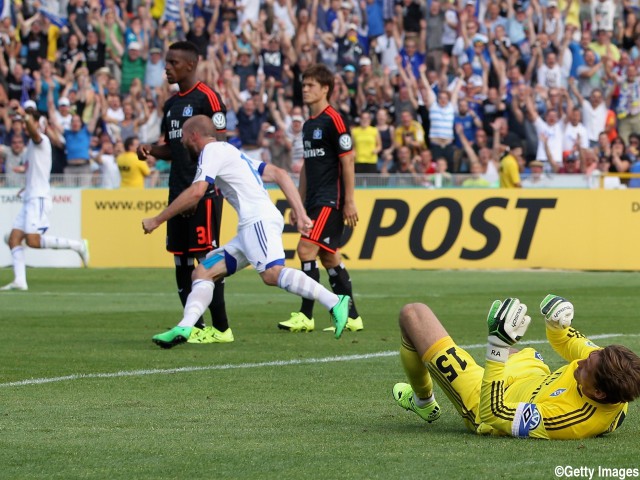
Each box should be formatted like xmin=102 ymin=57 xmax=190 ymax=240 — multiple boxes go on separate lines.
xmin=137 ymin=41 xmax=232 ymax=344
xmin=278 ymin=64 xmax=364 ymax=334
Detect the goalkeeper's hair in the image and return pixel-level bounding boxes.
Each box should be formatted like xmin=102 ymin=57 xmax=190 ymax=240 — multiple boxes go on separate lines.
xmin=595 ymin=345 xmax=640 ymax=404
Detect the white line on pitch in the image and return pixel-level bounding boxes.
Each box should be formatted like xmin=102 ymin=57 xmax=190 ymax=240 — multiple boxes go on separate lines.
xmin=1 ymin=333 xmax=637 ymax=389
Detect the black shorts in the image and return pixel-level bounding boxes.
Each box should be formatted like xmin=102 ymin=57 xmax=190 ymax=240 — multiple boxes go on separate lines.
xmin=166 ymin=194 xmax=223 ymax=256
xmin=301 ymin=206 xmax=344 ymax=253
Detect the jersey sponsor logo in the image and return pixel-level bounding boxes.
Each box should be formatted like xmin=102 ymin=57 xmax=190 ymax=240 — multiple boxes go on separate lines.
xmin=303 ymin=147 xmax=326 ymax=158
xmin=183 ymin=105 xmax=193 ymax=117
xmin=339 ymin=133 xmax=352 ymax=150
xmin=313 ymin=128 xmax=322 ymax=140
xmin=550 ymin=388 xmax=566 ymax=397
xmin=213 ymin=112 xmax=226 ymax=129
xmin=534 ymin=351 xmax=544 ymax=361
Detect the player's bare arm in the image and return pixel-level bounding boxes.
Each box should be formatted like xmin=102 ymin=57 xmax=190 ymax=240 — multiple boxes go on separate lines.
xmin=262 ymin=163 xmax=313 ymax=236
xmin=340 ymin=151 xmax=358 ymax=227
xmin=290 ymin=163 xmax=307 ymax=225
xmin=137 ymin=143 xmax=172 ymax=161
xmin=142 ymin=181 xmax=209 ymax=234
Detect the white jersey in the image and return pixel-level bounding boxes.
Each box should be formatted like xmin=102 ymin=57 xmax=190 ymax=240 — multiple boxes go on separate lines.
xmin=24 ymin=134 xmax=52 ymax=201
xmin=193 ymin=141 xmax=282 ymax=229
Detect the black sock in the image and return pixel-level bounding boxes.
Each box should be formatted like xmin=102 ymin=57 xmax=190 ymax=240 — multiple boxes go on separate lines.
xmin=208 ymin=278 xmax=229 ymax=332
xmin=327 ymin=263 xmax=358 ymax=318
xmin=299 ymin=260 xmax=320 ymax=318
xmin=175 ymin=255 xmax=205 ymax=329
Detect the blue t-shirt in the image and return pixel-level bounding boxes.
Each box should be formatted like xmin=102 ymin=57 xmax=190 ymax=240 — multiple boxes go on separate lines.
xmin=454 ymin=113 xmax=477 ymax=148
xmin=629 ymin=161 xmax=640 ymax=188
xmin=64 ymin=126 xmax=91 ymax=161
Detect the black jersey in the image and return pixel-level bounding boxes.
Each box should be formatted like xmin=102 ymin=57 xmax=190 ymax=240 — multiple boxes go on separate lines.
xmin=302 ymin=105 xmax=353 ymax=210
xmin=162 ymin=81 xmax=227 ymax=201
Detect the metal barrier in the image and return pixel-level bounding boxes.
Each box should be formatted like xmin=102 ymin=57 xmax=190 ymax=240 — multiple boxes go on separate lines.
xmin=2 ymin=172 xmax=639 ymax=189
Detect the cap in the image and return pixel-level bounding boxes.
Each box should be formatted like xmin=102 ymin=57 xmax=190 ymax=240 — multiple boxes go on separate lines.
xmin=465 ymin=0 xmax=475 ymax=5
xmin=343 ymin=64 xmax=356 ymax=73
xmin=59 ymin=97 xmax=70 ymax=107
xmin=292 ymin=115 xmax=304 ymax=122
xmin=529 ymin=160 xmax=544 ymax=168
xmin=547 ymin=0 xmax=558 ymax=6
xmin=359 ymin=57 xmax=371 ymax=66
xmin=149 ymin=47 xmax=162 ymax=54
xmin=23 ymin=100 xmax=37 ymax=111
xmin=473 ymin=34 xmax=488 ymax=44
xmin=128 ymin=41 xmax=141 ymax=50
xmin=347 ymin=23 xmax=357 ymax=31
xmin=341 ymin=1 xmax=353 ymax=9
xmin=95 ymin=66 xmax=112 ymax=77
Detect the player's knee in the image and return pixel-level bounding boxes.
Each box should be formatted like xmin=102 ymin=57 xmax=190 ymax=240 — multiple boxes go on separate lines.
xmin=25 ymin=236 xmax=41 ymax=249
xmin=399 ymin=303 xmax=431 ymax=327
xmin=260 ymin=266 xmax=281 ymax=286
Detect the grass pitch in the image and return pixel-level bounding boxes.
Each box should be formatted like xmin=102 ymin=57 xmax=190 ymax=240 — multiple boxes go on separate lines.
xmin=1 ymin=268 xmax=639 ymax=479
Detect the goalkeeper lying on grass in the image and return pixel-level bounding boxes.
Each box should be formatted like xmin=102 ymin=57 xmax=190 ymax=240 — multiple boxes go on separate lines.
xmin=392 ymin=295 xmax=640 ymax=439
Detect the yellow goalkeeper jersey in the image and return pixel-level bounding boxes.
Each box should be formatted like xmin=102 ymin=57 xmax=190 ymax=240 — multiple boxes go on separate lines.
xmin=478 ymin=327 xmax=628 ymax=439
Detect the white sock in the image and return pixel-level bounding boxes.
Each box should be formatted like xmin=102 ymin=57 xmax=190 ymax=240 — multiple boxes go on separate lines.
xmin=40 ymin=236 xmax=83 ymax=252
xmin=11 ymin=246 xmax=26 ymax=286
xmin=413 ymin=393 xmax=435 ymax=407
xmin=277 ymin=267 xmax=339 ymax=310
xmin=177 ymin=280 xmax=214 ymax=327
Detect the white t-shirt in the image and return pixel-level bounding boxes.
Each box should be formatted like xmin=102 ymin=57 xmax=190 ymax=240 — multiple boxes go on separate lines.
xmin=563 ymin=122 xmax=589 ymax=152
xmin=24 ymin=133 xmax=52 ymax=200
xmin=534 ymin=117 xmax=563 ymax=163
xmin=582 ymin=100 xmax=608 ymax=143
xmin=193 ymin=141 xmax=282 ymax=229
xmin=99 ymin=153 xmax=121 ymax=189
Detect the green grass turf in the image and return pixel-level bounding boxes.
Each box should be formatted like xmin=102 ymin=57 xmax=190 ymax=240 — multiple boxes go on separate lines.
xmin=1 ymin=268 xmax=639 ymax=479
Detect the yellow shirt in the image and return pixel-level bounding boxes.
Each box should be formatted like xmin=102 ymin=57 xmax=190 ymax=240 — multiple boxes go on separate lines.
xmin=117 ymin=151 xmax=150 ymax=188
xmin=589 ymin=41 xmax=621 ymax=63
xmin=394 ymin=121 xmax=426 ymax=151
xmin=499 ymin=154 xmax=521 ymax=188
xmin=351 ymin=125 xmax=378 ymax=165
xmin=479 ymin=328 xmax=627 ymax=439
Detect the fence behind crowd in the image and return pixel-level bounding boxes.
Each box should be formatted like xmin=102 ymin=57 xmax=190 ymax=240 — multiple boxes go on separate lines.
xmin=2 ymin=187 xmax=639 ymax=271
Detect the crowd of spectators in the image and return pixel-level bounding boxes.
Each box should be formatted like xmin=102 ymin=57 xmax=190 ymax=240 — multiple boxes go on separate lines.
xmin=1 ymin=0 xmax=640 ymax=189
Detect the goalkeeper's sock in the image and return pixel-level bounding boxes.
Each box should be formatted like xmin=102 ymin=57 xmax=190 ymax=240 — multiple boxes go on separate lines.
xmin=178 ymin=280 xmax=214 ymax=327
xmin=413 ymin=393 xmax=435 ymax=407
xmin=327 ymin=263 xmax=359 ymax=318
xmin=277 ymin=267 xmax=339 ymax=310
xmin=400 ymin=339 xmax=434 ymax=400
xmin=299 ymin=260 xmax=320 ymax=318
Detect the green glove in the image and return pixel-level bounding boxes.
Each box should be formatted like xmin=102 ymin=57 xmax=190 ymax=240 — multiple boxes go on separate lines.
xmin=486 ymin=298 xmax=531 ymax=362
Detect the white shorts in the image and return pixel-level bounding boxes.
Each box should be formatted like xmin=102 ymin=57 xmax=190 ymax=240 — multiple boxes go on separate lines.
xmin=203 ymin=216 xmax=285 ymax=274
xmin=12 ymin=197 xmax=52 ymax=235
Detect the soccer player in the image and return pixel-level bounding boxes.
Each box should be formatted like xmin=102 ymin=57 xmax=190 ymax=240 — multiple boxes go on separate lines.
xmin=1 ymin=101 xmax=89 ymax=291
xmin=141 ymin=115 xmax=351 ymax=348
xmin=137 ymin=41 xmax=231 ymax=344
xmin=277 ymin=64 xmax=363 ymax=334
xmin=391 ymin=295 xmax=640 ymax=439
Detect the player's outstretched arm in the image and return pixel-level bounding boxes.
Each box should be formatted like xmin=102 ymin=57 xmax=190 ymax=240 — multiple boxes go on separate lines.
xmin=262 ymin=163 xmax=313 ymax=236
xmin=142 ymin=181 xmax=209 ymax=234
xmin=540 ymin=294 xmax=600 ymax=363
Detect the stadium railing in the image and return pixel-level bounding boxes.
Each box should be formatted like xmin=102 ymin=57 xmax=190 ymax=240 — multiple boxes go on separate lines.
xmin=1 ymin=172 xmax=639 ymax=189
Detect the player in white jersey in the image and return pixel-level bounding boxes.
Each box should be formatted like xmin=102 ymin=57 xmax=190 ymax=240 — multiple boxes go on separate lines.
xmin=1 ymin=101 xmax=89 ymax=291
xmin=142 ymin=115 xmax=351 ymax=348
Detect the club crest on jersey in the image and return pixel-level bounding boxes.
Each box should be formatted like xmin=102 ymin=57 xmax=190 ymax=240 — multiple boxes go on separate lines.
xmin=183 ymin=105 xmax=193 ymax=117
xmin=166 ymin=110 xmax=171 ymax=118
xmin=550 ymin=388 xmax=566 ymax=397
xmin=313 ymin=128 xmax=322 ymax=139
xmin=213 ymin=112 xmax=226 ymax=129
xmin=339 ymin=133 xmax=352 ymax=150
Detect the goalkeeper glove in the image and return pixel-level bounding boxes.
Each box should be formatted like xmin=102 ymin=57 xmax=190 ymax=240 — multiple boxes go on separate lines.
xmin=540 ymin=294 xmax=573 ymax=330
xmin=486 ymin=298 xmax=531 ymax=362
